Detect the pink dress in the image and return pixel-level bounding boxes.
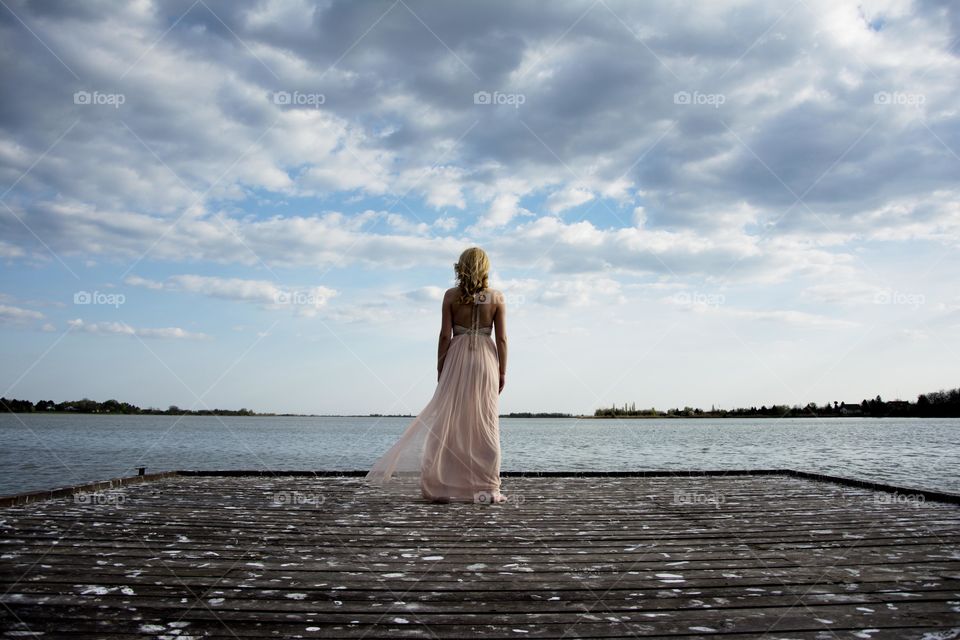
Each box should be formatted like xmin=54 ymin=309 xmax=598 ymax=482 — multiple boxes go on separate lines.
xmin=364 ymin=295 xmax=502 ymax=502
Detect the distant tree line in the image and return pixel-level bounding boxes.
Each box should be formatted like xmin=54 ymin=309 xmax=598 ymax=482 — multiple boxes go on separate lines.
xmin=594 ymin=386 xmax=960 ymax=418
xmin=0 ymin=398 xmax=572 ymax=419
xmin=0 ymin=397 xmax=256 ymax=416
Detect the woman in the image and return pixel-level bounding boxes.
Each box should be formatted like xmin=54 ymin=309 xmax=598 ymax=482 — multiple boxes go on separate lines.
xmin=364 ymin=247 xmax=508 ymax=504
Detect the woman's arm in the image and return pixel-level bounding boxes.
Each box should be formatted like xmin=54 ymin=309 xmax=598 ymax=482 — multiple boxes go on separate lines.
xmin=493 ymin=292 xmax=507 ymax=393
xmin=437 ymin=290 xmax=453 ymax=380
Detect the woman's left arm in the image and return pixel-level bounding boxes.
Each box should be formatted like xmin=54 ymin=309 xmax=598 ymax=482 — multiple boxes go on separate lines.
xmin=437 ymin=290 xmax=453 ymax=380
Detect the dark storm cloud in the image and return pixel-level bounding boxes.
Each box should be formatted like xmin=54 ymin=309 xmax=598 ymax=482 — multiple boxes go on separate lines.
xmin=0 ymin=0 xmax=957 ymax=278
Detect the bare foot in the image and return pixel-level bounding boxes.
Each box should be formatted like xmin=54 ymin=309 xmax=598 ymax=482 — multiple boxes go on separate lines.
xmin=491 ymin=492 xmax=508 ymax=504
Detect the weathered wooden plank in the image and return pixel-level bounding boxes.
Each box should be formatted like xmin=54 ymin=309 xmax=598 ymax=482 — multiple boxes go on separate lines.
xmin=3 ymin=601 xmax=960 ymax=638
xmin=0 ymin=625 xmax=954 ymax=640
xmin=4 ymin=547 xmax=956 ymax=575
xmin=4 ymin=584 xmax=960 ymax=614
xmin=4 ymin=527 xmax=958 ymax=552
xmin=4 ymin=578 xmax=959 ymax=602
xmin=2 ymin=565 xmax=957 ymax=591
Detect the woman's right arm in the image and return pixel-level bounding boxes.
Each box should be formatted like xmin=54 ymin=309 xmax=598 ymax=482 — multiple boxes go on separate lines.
xmin=493 ymin=292 xmax=507 ymax=393
xmin=437 ymin=290 xmax=453 ymax=380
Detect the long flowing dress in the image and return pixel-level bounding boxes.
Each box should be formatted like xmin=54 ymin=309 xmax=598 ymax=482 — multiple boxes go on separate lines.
xmin=364 ymin=294 xmax=502 ymax=502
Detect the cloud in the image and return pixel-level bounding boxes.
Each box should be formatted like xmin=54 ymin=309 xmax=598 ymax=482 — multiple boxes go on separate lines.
xmin=901 ymin=328 xmax=929 ymax=341
xmin=123 ymin=273 xmax=338 ymax=316
xmin=0 ymin=241 xmax=26 ymax=259
xmin=0 ymin=0 xmax=955 ymax=273
xmin=473 ymin=193 xmax=527 ymax=229
xmin=722 ymin=308 xmax=859 ymax=329
xmin=535 ymin=275 xmax=626 ymax=308
xmin=800 ymin=281 xmax=886 ymax=306
xmin=26 ymin=197 xmax=841 ymax=287
xmin=4 ymin=202 xmax=467 ymax=270
xmin=66 ymin=318 xmax=208 ymax=339
xmin=433 ymin=216 xmax=459 ymax=231
xmin=404 ymin=286 xmax=446 ymax=303
xmin=545 ymin=186 xmax=595 ymax=214
xmin=493 ymin=214 xmax=853 ymax=284
xmin=124 ymin=275 xmax=164 ymax=290
xmin=0 ymin=0 xmax=958 ymax=412
xmin=0 ymin=304 xmax=44 ymax=325
xmin=665 ymin=294 xmax=859 ymax=329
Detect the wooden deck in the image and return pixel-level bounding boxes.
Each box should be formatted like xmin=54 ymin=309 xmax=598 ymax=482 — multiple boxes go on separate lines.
xmin=1 ymin=471 xmax=959 ymax=638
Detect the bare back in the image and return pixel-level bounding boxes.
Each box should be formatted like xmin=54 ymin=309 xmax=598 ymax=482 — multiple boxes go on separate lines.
xmin=449 ymin=288 xmax=499 ymax=329
xmin=438 ymin=285 xmax=507 ymax=389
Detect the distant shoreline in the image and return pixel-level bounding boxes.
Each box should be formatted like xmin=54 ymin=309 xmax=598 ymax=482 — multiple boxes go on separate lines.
xmin=3 ymin=411 xmax=958 ymax=420
xmin=4 ymin=388 xmax=959 ymax=419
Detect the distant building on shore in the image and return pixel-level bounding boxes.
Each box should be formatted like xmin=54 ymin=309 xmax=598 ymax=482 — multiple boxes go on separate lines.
xmin=838 ymin=402 xmax=862 ymax=416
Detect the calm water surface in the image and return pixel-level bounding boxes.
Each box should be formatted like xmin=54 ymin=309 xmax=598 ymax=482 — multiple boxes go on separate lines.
xmin=1 ymin=414 xmax=957 ymax=496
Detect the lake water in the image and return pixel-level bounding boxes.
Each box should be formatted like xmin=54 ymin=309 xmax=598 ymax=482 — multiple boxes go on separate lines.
xmin=1 ymin=414 xmax=957 ymax=497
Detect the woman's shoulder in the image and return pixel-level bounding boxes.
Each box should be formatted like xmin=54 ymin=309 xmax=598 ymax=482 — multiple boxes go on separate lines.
xmin=443 ymin=287 xmax=505 ymax=304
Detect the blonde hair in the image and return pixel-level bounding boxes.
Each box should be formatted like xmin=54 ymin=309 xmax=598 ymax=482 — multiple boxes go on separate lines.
xmin=453 ymin=247 xmax=490 ymax=304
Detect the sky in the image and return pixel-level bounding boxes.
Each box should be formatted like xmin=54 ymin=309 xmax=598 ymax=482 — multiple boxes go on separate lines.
xmin=0 ymin=0 xmax=958 ymax=415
